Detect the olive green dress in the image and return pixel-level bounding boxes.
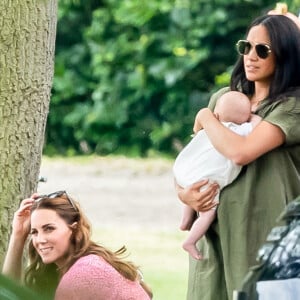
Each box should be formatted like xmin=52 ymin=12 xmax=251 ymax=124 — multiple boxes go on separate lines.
xmin=187 ymin=87 xmax=300 ymax=300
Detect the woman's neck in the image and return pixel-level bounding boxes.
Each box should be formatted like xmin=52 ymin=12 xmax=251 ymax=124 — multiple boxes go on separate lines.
xmin=250 ymin=83 xmax=270 ymax=111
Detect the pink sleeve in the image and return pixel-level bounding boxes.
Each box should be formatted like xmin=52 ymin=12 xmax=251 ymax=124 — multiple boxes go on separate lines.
xmin=55 ymin=255 xmax=150 ymax=300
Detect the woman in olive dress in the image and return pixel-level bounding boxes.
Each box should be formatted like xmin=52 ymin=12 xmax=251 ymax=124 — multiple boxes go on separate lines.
xmin=176 ymin=14 xmax=300 ymax=300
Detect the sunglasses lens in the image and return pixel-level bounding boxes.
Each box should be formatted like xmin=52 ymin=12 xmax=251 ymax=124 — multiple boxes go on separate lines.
xmin=255 ymin=44 xmax=269 ymax=59
xmin=236 ymin=40 xmax=271 ymax=59
xmin=237 ymin=40 xmax=251 ymax=56
xmin=48 ymin=191 xmax=64 ymax=199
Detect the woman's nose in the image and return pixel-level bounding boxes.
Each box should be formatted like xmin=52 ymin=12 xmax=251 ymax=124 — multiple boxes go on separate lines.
xmin=35 ymin=233 xmax=47 ymax=244
xmin=247 ymin=46 xmax=258 ymax=60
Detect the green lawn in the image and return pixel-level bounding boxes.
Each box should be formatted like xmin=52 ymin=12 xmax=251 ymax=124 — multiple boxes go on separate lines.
xmin=93 ymin=227 xmax=189 ymax=300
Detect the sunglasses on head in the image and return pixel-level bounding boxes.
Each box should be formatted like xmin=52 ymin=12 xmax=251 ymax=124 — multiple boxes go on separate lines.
xmin=236 ymin=39 xmax=272 ymax=59
xmin=35 ymin=190 xmax=78 ymax=212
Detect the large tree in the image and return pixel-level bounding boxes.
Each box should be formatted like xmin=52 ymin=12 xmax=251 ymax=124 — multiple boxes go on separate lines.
xmin=0 ymin=0 xmax=57 ymax=263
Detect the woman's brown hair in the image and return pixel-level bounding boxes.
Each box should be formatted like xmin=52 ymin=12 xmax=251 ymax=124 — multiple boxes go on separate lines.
xmin=24 ymin=192 xmax=152 ymax=298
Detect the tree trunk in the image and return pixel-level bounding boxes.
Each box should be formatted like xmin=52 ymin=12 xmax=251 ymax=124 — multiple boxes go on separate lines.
xmin=0 ymin=0 xmax=57 ymax=263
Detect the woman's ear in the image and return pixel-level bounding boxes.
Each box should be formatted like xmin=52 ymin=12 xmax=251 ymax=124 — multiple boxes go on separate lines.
xmin=70 ymin=222 xmax=78 ymax=230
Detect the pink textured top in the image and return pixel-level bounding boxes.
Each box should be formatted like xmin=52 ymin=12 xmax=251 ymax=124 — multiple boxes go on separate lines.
xmin=55 ymin=254 xmax=150 ymax=300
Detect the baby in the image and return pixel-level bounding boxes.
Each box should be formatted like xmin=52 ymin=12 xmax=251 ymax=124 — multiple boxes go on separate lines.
xmin=173 ymin=91 xmax=261 ymax=259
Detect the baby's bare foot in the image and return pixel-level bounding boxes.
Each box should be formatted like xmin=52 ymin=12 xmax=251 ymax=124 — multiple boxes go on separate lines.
xmin=182 ymin=241 xmax=203 ymax=260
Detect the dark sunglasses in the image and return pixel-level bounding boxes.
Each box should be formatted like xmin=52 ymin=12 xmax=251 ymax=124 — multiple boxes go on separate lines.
xmin=236 ymin=39 xmax=272 ymax=59
xmin=35 ymin=190 xmax=78 ymax=212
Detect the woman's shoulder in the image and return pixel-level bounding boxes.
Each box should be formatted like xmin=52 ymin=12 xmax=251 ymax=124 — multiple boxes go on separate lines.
xmin=274 ymin=87 xmax=300 ymax=109
xmin=66 ymin=254 xmax=113 ymax=274
xmin=56 ymin=255 xmax=120 ymax=298
xmin=261 ymin=91 xmax=300 ymax=144
xmin=261 ymin=90 xmax=300 ymax=115
xmin=56 ymin=254 xmax=150 ymax=300
xmin=72 ymin=254 xmax=102 ymax=265
xmin=56 ymin=254 xmax=112 ymax=288
xmin=208 ymin=86 xmax=231 ymax=110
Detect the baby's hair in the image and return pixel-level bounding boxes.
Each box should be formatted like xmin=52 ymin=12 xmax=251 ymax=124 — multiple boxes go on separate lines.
xmin=214 ymin=91 xmax=251 ymax=124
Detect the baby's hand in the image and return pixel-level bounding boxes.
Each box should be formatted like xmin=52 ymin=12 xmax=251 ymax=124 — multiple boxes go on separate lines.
xmin=193 ymin=108 xmax=213 ymax=133
xmin=193 ymin=123 xmax=203 ymax=133
xmin=193 ymin=111 xmax=204 ymax=133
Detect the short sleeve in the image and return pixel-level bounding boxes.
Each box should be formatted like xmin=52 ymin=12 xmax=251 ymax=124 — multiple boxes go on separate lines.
xmin=263 ymin=97 xmax=300 ymax=145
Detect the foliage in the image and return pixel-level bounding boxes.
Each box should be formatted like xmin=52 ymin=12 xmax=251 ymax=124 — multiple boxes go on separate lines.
xmin=46 ymin=0 xmax=296 ymax=157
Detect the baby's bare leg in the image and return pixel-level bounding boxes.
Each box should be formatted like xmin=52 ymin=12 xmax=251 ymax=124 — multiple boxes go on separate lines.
xmin=182 ymin=209 xmax=216 ymax=260
xmin=180 ymin=205 xmax=197 ymax=231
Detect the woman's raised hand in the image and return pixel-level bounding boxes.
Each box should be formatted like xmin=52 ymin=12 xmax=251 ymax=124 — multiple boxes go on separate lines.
xmin=2 ymin=193 xmax=39 ymax=280
xmin=12 ymin=194 xmax=38 ymax=238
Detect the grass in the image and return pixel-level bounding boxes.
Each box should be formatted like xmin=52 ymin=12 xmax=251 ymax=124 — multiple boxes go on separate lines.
xmin=92 ymin=227 xmax=189 ymax=300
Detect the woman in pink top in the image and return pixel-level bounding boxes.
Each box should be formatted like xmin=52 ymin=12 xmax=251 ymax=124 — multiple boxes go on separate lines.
xmin=2 ymin=191 xmax=152 ymax=300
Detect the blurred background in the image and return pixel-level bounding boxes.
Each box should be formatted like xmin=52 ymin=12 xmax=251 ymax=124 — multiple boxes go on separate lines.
xmin=43 ymin=1 xmax=300 ymax=299
xmin=46 ymin=0 xmax=300 ymax=158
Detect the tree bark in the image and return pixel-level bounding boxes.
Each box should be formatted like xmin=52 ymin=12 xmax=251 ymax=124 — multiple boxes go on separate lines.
xmin=0 ymin=0 xmax=57 ymax=263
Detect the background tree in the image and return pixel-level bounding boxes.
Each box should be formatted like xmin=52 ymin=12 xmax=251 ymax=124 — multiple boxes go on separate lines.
xmin=0 ymin=0 xmax=57 ymax=263
xmin=47 ymin=0 xmax=300 ymax=157
xmin=45 ymin=0 xmax=290 ymax=156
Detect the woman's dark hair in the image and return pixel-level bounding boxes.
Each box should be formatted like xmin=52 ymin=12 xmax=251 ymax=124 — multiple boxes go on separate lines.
xmin=231 ymin=15 xmax=300 ymax=101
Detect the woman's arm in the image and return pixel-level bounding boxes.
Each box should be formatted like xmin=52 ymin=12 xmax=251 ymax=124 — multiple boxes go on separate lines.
xmin=193 ymin=108 xmax=285 ymax=165
xmin=2 ymin=197 xmax=34 ymax=281
xmin=2 ymin=231 xmax=27 ymax=280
